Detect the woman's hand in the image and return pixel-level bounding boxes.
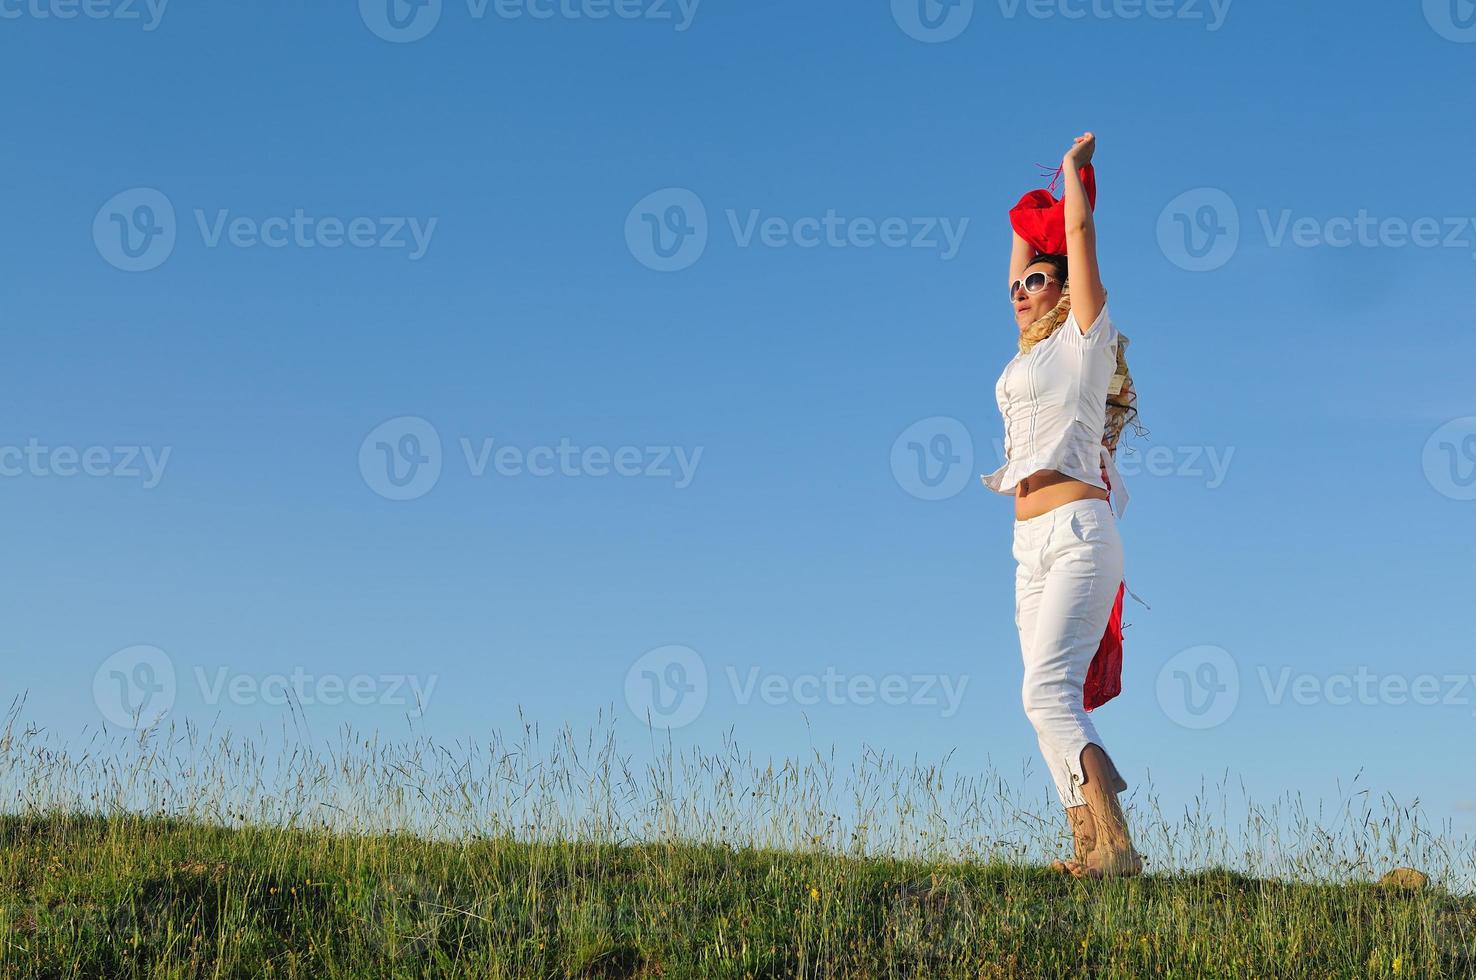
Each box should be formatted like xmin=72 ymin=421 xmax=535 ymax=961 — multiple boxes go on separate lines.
xmin=1063 ymin=132 xmax=1096 ymax=170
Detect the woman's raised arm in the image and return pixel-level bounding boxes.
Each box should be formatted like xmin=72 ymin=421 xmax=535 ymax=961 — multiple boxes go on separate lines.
xmin=1062 ymin=132 xmax=1106 ymax=334
xmin=1010 ymin=229 xmax=1034 ymax=294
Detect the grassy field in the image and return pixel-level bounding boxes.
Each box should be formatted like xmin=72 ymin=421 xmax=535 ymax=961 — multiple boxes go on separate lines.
xmin=1 ymin=707 xmax=1472 ymax=977
xmin=1 ymin=811 xmax=1473 ymax=978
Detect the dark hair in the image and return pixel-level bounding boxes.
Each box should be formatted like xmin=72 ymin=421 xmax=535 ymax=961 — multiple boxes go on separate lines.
xmin=1025 ymin=252 xmax=1068 ymax=284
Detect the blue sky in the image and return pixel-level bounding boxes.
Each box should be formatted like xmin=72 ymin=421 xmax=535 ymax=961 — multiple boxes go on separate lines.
xmin=2 ymin=1 xmax=1475 ymax=843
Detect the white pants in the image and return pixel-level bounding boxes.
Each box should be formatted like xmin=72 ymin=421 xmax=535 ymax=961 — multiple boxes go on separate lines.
xmin=1012 ymin=496 xmax=1129 ymax=809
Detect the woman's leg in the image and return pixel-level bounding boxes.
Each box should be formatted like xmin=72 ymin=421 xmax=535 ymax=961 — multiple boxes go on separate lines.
xmin=1056 ymin=804 xmax=1097 ymax=871
xmin=1074 ymin=745 xmax=1140 ymax=877
xmin=1014 ymin=515 xmax=1098 ymax=867
xmin=1019 ymin=501 xmax=1140 ymax=877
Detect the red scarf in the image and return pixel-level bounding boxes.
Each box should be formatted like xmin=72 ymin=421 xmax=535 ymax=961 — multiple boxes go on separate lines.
xmin=1085 ymin=581 xmax=1125 ymax=712
xmin=1010 ymin=163 xmax=1096 ymax=255
xmin=1085 ymin=472 xmax=1124 ymax=712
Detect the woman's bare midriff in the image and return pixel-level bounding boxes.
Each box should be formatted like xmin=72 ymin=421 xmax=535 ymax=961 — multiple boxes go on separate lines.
xmin=1014 ymin=469 xmax=1110 ymax=521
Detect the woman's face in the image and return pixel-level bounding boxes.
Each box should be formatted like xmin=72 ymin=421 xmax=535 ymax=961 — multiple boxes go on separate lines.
xmin=1013 ymin=261 xmax=1064 ymax=330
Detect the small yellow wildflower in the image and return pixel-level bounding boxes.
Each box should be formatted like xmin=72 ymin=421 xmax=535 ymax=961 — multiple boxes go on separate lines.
xmin=1393 ymin=956 xmax=1402 ymax=975
xmin=809 ymin=887 xmax=820 ymax=901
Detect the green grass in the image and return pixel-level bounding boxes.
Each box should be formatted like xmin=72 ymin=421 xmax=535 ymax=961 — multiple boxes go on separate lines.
xmin=1 ymin=705 xmax=1473 ymax=977
xmin=1 ymin=811 xmax=1472 ymax=978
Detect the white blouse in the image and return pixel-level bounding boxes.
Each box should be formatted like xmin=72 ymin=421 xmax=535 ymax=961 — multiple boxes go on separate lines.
xmin=980 ymin=302 xmax=1130 ymax=518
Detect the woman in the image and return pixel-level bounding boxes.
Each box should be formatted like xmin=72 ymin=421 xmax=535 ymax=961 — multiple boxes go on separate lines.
xmin=982 ymin=132 xmax=1145 ymax=878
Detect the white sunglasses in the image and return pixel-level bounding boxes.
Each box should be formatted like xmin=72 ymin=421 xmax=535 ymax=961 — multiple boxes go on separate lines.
xmin=1009 ymin=271 xmax=1061 ymax=302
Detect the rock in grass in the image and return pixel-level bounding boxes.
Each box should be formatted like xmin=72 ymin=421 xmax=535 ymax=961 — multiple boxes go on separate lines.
xmin=1378 ymin=867 xmax=1429 ymax=891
